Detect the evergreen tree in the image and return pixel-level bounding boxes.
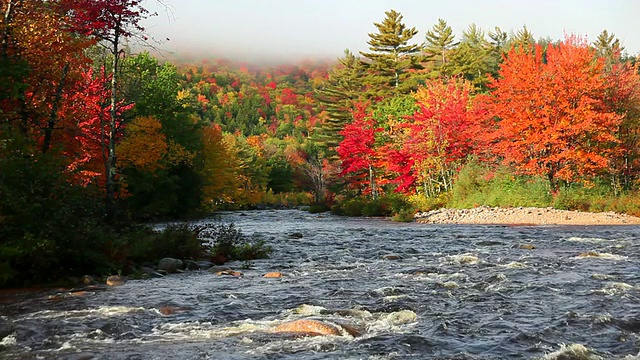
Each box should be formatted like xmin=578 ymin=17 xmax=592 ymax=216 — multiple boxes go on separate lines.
xmin=424 ymin=18 xmax=457 ymax=75
xmin=315 ymin=50 xmax=366 ymax=155
xmin=446 ymin=23 xmax=493 ymax=90
xmin=359 ymin=9 xmax=423 ymax=97
xmin=510 ymin=25 xmax=535 ymax=50
xmin=593 ymin=30 xmax=625 ymax=66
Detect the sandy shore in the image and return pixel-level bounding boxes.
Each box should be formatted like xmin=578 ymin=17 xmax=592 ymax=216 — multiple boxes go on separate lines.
xmin=414 ymin=206 xmax=640 ymax=225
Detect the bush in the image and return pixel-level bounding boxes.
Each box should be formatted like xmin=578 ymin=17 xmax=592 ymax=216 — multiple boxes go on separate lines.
xmin=341 ymin=198 xmax=365 ymax=216
xmin=127 ymin=224 xmax=206 ymax=264
xmin=199 ymin=223 xmax=272 ymax=262
xmin=308 ymin=203 xmax=330 ymax=213
xmin=392 ymin=209 xmax=416 ymax=222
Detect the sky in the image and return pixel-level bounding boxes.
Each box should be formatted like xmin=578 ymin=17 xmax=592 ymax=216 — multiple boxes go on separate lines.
xmin=141 ymin=0 xmax=640 ymax=62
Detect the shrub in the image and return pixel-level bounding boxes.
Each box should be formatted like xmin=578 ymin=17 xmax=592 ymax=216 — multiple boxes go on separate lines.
xmin=392 ymin=209 xmax=415 ymax=222
xmin=127 ymin=224 xmax=206 ymax=264
xmin=199 ymin=223 xmax=272 ymax=261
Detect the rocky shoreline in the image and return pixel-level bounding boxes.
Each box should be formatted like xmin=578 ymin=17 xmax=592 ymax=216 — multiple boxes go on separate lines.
xmin=414 ymin=206 xmax=640 ymax=225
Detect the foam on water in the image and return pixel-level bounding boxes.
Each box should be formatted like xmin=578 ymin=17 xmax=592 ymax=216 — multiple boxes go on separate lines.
xmin=540 ymin=343 xmax=603 ymax=360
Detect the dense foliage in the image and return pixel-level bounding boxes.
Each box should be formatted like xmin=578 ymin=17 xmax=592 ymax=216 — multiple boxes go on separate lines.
xmin=1 ymin=2 xmax=639 ymax=285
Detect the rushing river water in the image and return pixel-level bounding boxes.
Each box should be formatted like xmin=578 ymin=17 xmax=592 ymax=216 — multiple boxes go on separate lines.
xmin=2 ymin=209 xmax=640 ymax=359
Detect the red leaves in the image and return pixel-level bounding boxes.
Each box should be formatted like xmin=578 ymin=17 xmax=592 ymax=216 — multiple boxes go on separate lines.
xmin=337 ymin=103 xmax=380 ymax=176
xmin=59 ymin=0 xmax=150 ymax=41
xmin=483 ymin=36 xmax=622 ymax=186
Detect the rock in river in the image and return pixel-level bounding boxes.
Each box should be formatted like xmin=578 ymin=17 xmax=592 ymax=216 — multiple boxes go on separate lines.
xmin=157 ymin=258 xmax=183 ymax=273
xmin=272 ymin=319 xmax=342 ymax=336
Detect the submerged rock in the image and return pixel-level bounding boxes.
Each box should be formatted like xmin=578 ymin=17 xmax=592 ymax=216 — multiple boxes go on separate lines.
xmin=271 ymin=319 xmax=342 ymax=336
xmin=215 ymin=270 xmax=242 ymax=277
xmin=263 ymin=272 xmax=283 ymax=278
xmin=106 ymin=275 xmax=126 ymax=286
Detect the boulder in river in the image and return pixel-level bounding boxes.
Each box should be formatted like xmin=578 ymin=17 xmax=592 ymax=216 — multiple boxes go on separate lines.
xmin=184 ymin=260 xmax=200 ymax=270
xmin=106 ymin=275 xmax=126 ymax=286
xmin=272 ymin=319 xmax=342 ymax=336
xmin=157 ymin=258 xmax=183 ymax=273
xmin=141 ymin=267 xmax=164 ymax=278
xmin=215 ymin=269 xmax=242 ymax=277
xmin=263 ymin=272 xmax=283 ymax=278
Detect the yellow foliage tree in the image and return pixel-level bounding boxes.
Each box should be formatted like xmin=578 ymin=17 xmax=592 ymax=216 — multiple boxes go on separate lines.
xmin=200 ymin=124 xmax=240 ymax=209
xmin=119 ymin=116 xmax=195 ymax=173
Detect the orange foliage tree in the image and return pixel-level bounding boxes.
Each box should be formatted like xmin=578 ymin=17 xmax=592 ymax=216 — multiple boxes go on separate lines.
xmin=483 ymin=35 xmax=622 ymax=190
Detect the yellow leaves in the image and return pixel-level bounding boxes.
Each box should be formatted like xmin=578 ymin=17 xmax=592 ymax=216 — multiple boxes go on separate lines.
xmin=118 ymin=116 xmax=194 ymax=172
xmin=119 ymin=116 xmax=167 ymax=172
xmin=201 ymin=124 xmax=241 ymax=209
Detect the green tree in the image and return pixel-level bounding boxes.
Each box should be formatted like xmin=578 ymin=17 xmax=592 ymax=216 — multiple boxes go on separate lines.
xmin=446 ymin=23 xmax=493 ymax=90
xmin=593 ymin=30 xmax=625 ymax=67
xmin=510 ymin=25 xmax=535 ymax=50
xmin=359 ymin=9 xmax=423 ymax=97
xmin=314 ymin=49 xmax=366 ymax=155
xmin=424 ymin=18 xmax=457 ymax=76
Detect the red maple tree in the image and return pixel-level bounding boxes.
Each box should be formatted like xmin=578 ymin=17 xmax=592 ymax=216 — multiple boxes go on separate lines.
xmin=483 ymin=35 xmax=622 ymax=189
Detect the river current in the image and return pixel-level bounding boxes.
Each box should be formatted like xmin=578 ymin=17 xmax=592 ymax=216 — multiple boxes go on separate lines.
xmin=2 ymin=209 xmax=640 ymax=359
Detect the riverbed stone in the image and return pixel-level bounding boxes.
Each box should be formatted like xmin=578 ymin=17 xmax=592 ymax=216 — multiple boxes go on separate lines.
xmin=106 ymin=275 xmax=126 ymax=286
xmin=157 ymin=258 xmax=183 ymax=273
xmin=289 ymin=232 xmax=304 ymax=239
xmin=80 ymin=275 xmax=95 ymax=285
xmin=518 ymin=244 xmax=536 ymax=250
xmin=209 ymin=266 xmax=232 ymax=273
xmin=215 ymin=270 xmax=242 ymax=277
xmin=272 ymin=319 xmax=342 ymax=336
xmin=184 ymin=260 xmax=200 ymax=270
xmin=263 ymin=272 xmax=283 ymax=278
xmin=382 ymin=254 xmax=402 ymax=261
xmin=141 ymin=266 xmax=164 ymax=278
xmin=196 ymin=261 xmax=213 ymax=269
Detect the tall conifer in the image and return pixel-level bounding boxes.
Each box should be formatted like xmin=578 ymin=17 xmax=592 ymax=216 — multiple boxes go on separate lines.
xmin=359 ymin=9 xmax=422 ymax=97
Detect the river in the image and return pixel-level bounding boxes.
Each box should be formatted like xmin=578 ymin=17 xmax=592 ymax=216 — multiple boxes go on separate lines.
xmin=1 ymin=209 xmax=640 ymax=359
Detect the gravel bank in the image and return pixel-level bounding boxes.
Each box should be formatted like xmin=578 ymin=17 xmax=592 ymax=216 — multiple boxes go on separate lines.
xmin=414 ymin=206 xmax=640 ymax=225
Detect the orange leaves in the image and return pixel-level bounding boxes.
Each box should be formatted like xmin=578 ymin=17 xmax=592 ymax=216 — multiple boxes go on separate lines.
xmin=118 ymin=116 xmax=168 ymax=172
xmin=484 ymin=36 xmax=622 ymax=187
xmin=118 ymin=116 xmax=194 ymax=173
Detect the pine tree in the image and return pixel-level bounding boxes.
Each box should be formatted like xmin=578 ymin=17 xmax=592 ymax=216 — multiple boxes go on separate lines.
xmin=510 ymin=25 xmax=535 ymax=50
xmin=593 ymin=30 xmax=625 ymax=66
xmin=446 ymin=23 xmax=493 ymax=90
xmin=314 ymin=50 xmax=366 ymax=155
xmin=359 ymin=9 xmax=423 ymax=97
xmin=424 ymin=18 xmax=457 ymax=74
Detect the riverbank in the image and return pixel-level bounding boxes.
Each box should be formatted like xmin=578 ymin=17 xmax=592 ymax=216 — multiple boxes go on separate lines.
xmin=414 ymin=206 xmax=640 ymax=225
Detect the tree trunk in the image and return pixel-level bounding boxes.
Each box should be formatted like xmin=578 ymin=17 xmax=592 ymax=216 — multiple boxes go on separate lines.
xmin=42 ymin=63 xmax=69 ymax=154
xmin=368 ymin=164 xmax=378 ymax=199
xmin=105 ymin=24 xmax=121 ymax=222
xmin=1 ymin=0 xmax=15 ymax=59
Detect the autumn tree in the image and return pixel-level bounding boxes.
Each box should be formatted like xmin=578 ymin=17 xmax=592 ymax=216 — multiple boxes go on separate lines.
xmin=403 ymin=78 xmax=477 ymax=196
xmin=200 ymin=124 xmax=240 ymax=209
xmin=484 ymin=36 xmax=622 ymax=190
xmin=337 ymin=103 xmax=382 ymax=198
xmin=360 ymin=9 xmax=423 ymax=97
xmin=61 ymin=0 xmax=155 ymax=221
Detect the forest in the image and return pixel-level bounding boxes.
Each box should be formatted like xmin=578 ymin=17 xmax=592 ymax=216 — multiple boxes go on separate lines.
xmin=1 ymin=1 xmax=639 ymax=286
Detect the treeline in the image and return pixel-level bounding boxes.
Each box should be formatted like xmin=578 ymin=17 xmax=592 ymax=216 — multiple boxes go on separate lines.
xmin=1 ymin=2 xmax=639 ymax=284
xmin=315 ymin=10 xmax=640 ymax=217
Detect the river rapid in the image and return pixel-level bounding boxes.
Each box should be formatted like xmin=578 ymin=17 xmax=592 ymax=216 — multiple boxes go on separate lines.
xmin=2 ymin=209 xmax=640 ymax=359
